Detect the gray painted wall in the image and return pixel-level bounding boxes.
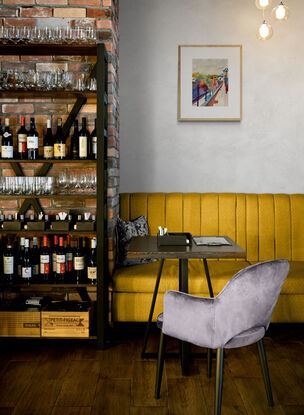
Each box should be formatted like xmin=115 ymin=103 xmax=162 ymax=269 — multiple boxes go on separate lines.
xmin=119 ymin=0 xmax=303 ymax=193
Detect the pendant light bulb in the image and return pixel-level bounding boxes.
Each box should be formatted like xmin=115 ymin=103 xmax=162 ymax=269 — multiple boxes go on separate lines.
xmin=256 ymin=20 xmax=273 ymax=40
xmin=255 ymin=0 xmax=272 ymax=10
xmin=272 ymin=2 xmax=289 ymax=20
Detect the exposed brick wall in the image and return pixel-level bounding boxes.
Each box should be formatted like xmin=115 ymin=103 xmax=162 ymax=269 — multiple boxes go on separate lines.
xmin=0 ymin=0 xmax=120 ymax=274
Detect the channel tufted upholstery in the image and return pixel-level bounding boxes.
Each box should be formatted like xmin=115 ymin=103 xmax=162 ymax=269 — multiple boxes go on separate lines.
xmin=111 ymin=193 xmax=304 ymax=322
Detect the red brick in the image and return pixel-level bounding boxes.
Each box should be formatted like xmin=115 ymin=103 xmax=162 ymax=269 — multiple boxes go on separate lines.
xmin=21 ymin=55 xmax=52 ymax=61
xmin=70 ymin=19 xmax=95 ymax=29
xmin=2 ymin=62 xmax=35 ymax=71
xmin=0 ymin=7 xmax=19 ymax=17
xmin=53 ymin=8 xmax=85 ymax=18
xmin=68 ymin=63 xmax=91 ymax=72
xmin=53 ymin=199 xmax=85 ymax=208
xmin=2 ymin=104 xmax=34 ymax=114
xmin=39 ymin=199 xmax=52 ymax=208
xmin=85 ymin=199 xmax=96 ymax=208
xmin=0 ymin=55 xmax=19 ymax=62
xmin=97 ymin=31 xmax=112 ymax=41
xmin=70 ymin=0 xmax=100 ymax=5
xmin=87 ymin=8 xmax=110 ymax=18
xmin=36 ymin=0 xmax=67 ymax=4
xmin=0 ymin=200 xmax=18 ymax=208
xmin=96 ymin=20 xmax=112 ymax=30
xmin=102 ymin=0 xmax=111 ymax=6
xmin=3 ymin=0 xmax=33 ymax=3
xmin=54 ymin=55 xmax=84 ymax=62
xmin=33 ymin=104 xmax=67 ymax=113
xmin=20 ymin=98 xmax=52 ymax=103
xmin=0 ymin=98 xmax=18 ymax=103
xmin=20 ymin=7 xmax=52 ymax=17
xmin=4 ymin=18 xmax=36 ymax=27
xmin=36 ymin=62 xmax=68 ymax=72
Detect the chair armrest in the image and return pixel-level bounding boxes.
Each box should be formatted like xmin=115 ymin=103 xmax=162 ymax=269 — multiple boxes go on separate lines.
xmin=162 ymin=290 xmax=215 ymax=349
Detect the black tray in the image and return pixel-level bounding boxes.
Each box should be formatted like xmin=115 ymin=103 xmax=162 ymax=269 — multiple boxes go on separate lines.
xmin=157 ymin=232 xmax=192 ymax=246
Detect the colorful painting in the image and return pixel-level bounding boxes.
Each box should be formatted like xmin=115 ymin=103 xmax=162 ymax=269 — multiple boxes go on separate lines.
xmin=178 ymin=45 xmax=242 ymax=121
xmin=192 ymin=59 xmax=228 ymax=107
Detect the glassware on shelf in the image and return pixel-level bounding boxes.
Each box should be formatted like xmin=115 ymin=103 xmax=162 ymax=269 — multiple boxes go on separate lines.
xmin=55 ymin=170 xmax=96 ymax=195
xmin=0 ymin=176 xmax=55 ymax=195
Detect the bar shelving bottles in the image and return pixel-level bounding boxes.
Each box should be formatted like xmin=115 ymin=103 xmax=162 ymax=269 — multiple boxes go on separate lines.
xmin=0 ymin=43 xmax=108 ymax=348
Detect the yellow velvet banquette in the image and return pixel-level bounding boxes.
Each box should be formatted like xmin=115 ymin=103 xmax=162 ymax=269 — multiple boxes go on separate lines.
xmin=112 ymin=193 xmax=304 ymax=323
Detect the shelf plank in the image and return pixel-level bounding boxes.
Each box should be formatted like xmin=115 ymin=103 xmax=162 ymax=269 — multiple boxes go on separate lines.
xmin=0 ymin=283 xmax=97 ymax=289
xmin=0 ymin=44 xmax=97 ymax=56
xmin=3 ymin=159 xmax=97 ymax=164
xmin=0 ymin=230 xmax=96 ymax=236
xmin=0 ymin=194 xmax=96 ymax=199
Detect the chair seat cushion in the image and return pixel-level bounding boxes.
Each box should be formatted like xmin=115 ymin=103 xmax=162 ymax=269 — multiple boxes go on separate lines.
xmin=224 ymin=326 xmax=266 ymax=348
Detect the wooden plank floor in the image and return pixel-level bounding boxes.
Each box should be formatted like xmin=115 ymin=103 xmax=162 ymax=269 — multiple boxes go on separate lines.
xmin=0 ymin=323 xmax=303 ymax=415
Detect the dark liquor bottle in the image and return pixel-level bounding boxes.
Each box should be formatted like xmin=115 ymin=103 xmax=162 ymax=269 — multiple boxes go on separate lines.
xmin=3 ymin=238 xmax=14 ymax=283
xmin=70 ymin=119 xmax=79 ymax=160
xmin=17 ymin=116 xmax=27 ymax=160
xmin=91 ymin=118 xmax=97 ymax=160
xmin=65 ymin=235 xmax=73 ymax=282
xmin=17 ymin=237 xmax=25 ymax=281
xmin=87 ymin=237 xmax=97 ymax=284
xmin=27 ymin=117 xmax=39 ymax=160
xmin=2 ymin=118 xmax=14 ymax=159
xmin=43 ymin=119 xmax=54 ymax=159
xmin=0 ymin=118 xmax=3 ymax=158
xmin=22 ymin=238 xmax=32 ymax=283
xmin=31 ymin=237 xmax=40 ymax=282
xmin=53 ymin=118 xmax=66 ymax=160
xmin=52 ymin=235 xmax=58 ymax=279
xmin=56 ymin=236 xmax=66 ymax=283
xmin=40 ymin=235 xmax=51 ymax=283
xmin=73 ymin=237 xmax=85 ymax=284
xmin=79 ymin=117 xmax=90 ymax=160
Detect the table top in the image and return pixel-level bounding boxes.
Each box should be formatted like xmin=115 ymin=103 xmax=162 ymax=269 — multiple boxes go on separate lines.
xmin=128 ymin=236 xmax=246 ymax=260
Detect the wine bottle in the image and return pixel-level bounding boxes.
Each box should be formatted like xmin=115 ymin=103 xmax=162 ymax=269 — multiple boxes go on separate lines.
xmin=73 ymin=237 xmax=85 ymax=284
xmin=52 ymin=235 xmax=58 ymax=279
xmin=40 ymin=235 xmax=51 ymax=283
xmin=91 ymin=118 xmax=97 ymax=160
xmin=3 ymin=237 xmax=14 ymax=283
xmin=79 ymin=117 xmax=90 ymax=160
xmin=0 ymin=118 xmax=3 ymax=158
xmin=17 ymin=237 xmax=25 ymax=281
xmin=2 ymin=118 xmax=14 ymax=159
xmin=31 ymin=237 xmax=40 ymax=282
xmin=70 ymin=119 xmax=79 ymax=160
xmin=22 ymin=238 xmax=32 ymax=283
xmin=65 ymin=235 xmax=73 ymax=282
xmin=43 ymin=119 xmax=54 ymax=159
xmin=27 ymin=117 xmax=39 ymax=160
xmin=53 ymin=118 xmax=66 ymax=160
xmin=87 ymin=237 xmax=97 ymax=284
xmin=56 ymin=236 xmax=66 ymax=283
xmin=17 ymin=116 xmax=28 ymax=160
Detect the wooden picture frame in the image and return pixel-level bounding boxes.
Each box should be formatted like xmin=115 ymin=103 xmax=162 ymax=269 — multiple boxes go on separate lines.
xmin=178 ymin=45 xmax=242 ymax=121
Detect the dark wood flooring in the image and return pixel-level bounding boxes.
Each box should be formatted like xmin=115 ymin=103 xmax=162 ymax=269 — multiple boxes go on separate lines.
xmin=0 ymin=323 xmax=303 ymax=415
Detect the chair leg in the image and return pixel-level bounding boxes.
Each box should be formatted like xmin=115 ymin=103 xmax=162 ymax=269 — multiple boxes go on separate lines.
xmin=207 ymin=348 xmax=212 ymax=378
xmin=215 ymin=348 xmax=224 ymax=415
xmin=257 ymin=338 xmax=274 ymax=406
xmin=155 ymin=331 xmax=166 ymax=399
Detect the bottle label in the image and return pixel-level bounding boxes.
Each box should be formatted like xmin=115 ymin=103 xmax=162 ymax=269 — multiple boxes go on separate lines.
xmin=40 ymin=254 xmax=50 ymax=274
xmin=56 ymin=255 xmax=66 ymax=274
xmin=87 ymin=267 xmax=97 ymax=280
xmin=54 ymin=143 xmax=66 ymax=158
xmin=66 ymin=253 xmax=73 ymax=272
xmin=3 ymin=256 xmax=14 ymax=274
xmin=32 ymin=264 xmax=39 ymax=276
xmin=1 ymin=145 xmax=13 ymax=158
xmin=92 ymin=136 xmax=97 ymax=158
xmin=44 ymin=146 xmax=54 ymax=159
xmin=79 ymin=136 xmax=87 ymax=158
xmin=74 ymin=256 xmax=85 ymax=270
xmin=0 ymin=134 xmax=2 ymax=152
xmin=27 ymin=136 xmax=38 ymax=149
xmin=18 ymin=134 xmax=27 ymax=153
xmin=22 ymin=267 xmax=32 ymax=279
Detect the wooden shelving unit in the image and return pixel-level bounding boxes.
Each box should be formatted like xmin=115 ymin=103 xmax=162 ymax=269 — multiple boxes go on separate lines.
xmin=0 ymin=43 xmax=109 ymax=349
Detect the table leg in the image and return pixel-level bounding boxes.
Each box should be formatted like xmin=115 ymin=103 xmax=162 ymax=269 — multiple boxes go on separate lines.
xmin=179 ymin=258 xmax=190 ymax=376
xmin=203 ymin=258 xmax=214 ymax=377
xmin=141 ymin=258 xmax=165 ymax=358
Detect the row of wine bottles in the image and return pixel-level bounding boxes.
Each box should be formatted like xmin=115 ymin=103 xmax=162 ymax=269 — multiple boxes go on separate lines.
xmin=2 ymin=236 xmax=97 ymax=285
xmin=0 ymin=116 xmax=98 ymax=160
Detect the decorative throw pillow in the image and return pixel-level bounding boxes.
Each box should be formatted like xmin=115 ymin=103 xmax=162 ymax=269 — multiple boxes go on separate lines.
xmin=116 ymin=215 xmax=156 ymax=266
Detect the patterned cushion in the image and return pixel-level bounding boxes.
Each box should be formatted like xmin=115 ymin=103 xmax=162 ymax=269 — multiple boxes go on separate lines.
xmin=116 ymin=216 xmax=156 ymax=267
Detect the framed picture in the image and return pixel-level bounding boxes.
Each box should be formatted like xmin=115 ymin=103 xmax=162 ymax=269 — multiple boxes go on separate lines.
xmin=178 ymin=45 xmax=242 ymax=121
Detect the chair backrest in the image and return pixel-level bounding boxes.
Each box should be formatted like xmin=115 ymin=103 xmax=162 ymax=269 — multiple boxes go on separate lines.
xmin=213 ymin=259 xmax=290 ymax=347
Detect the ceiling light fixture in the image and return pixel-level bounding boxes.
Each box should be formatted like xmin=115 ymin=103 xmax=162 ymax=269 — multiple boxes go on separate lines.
xmin=272 ymin=1 xmax=289 ymax=20
xmin=256 ymin=0 xmax=289 ymax=40
xmin=255 ymin=0 xmax=272 ymax=10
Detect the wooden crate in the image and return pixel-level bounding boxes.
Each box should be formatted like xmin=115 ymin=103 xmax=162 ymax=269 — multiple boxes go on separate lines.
xmin=0 ymin=310 xmax=41 ymax=337
xmin=41 ymin=305 xmax=91 ymax=338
